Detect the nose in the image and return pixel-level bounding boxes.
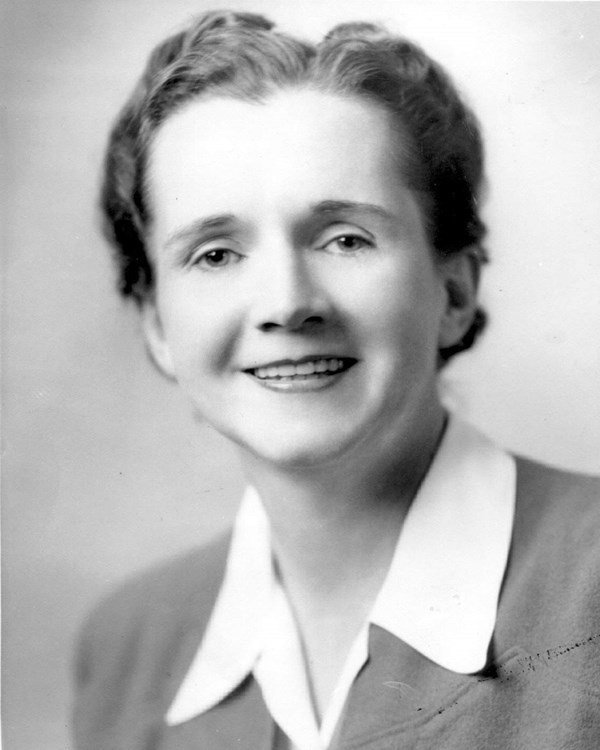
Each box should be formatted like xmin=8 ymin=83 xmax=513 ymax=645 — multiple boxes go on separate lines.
xmin=251 ymin=246 xmax=331 ymax=333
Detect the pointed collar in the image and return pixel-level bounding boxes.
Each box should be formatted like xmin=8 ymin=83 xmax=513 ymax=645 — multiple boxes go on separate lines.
xmin=166 ymin=486 xmax=273 ymax=725
xmin=166 ymin=415 xmax=516 ymax=725
xmin=370 ymin=416 xmax=516 ymax=672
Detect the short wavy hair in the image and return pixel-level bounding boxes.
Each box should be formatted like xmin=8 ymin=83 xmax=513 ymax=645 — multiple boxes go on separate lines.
xmin=102 ymin=9 xmax=488 ymax=361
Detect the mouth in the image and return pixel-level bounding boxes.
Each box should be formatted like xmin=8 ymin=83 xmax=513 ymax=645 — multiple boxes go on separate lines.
xmin=244 ymin=356 xmax=358 ymax=390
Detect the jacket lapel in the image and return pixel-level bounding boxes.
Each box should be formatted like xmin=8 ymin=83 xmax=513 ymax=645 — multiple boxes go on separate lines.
xmin=330 ymin=625 xmax=469 ymax=749
xmin=159 ymin=675 xmax=275 ymax=750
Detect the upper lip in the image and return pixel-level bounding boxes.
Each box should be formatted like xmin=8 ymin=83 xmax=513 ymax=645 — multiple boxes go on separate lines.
xmin=243 ymin=355 xmax=358 ymax=371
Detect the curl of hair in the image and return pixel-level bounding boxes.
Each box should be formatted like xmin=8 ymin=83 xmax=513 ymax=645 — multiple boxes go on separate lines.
xmin=101 ymin=9 xmax=488 ymax=360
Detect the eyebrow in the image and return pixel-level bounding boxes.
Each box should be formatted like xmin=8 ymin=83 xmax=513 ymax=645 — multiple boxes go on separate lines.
xmin=164 ymin=214 xmax=238 ymax=250
xmin=310 ymin=200 xmax=395 ymax=222
xmin=162 ymin=200 xmax=395 ymax=255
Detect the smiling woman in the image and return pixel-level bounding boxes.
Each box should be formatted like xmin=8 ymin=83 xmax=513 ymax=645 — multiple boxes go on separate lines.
xmin=143 ymin=90 xmax=467 ymax=469
xmin=73 ymin=9 xmax=600 ymax=750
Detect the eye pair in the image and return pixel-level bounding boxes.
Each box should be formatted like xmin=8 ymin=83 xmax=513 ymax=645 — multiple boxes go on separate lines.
xmin=193 ymin=233 xmax=375 ymax=271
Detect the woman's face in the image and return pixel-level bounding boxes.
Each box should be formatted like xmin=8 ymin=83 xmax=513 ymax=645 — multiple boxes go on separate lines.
xmin=145 ymin=89 xmax=471 ymax=468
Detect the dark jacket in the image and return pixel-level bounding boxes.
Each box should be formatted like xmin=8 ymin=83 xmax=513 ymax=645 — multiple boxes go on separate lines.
xmin=73 ymin=458 xmax=600 ymax=749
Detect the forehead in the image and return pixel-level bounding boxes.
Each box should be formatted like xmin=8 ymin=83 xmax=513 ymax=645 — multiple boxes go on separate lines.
xmin=148 ymin=89 xmax=411 ymax=232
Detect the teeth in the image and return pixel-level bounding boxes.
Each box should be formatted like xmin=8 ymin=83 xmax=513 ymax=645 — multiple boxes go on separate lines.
xmin=253 ymin=358 xmax=348 ymax=379
xmin=296 ymin=361 xmax=315 ymax=375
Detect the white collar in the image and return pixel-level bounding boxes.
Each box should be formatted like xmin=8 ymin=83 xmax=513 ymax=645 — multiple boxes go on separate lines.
xmin=166 ymin=415 xmax=516 ymax=727
xmin=370 ymin=415 xmax=516 ymax=672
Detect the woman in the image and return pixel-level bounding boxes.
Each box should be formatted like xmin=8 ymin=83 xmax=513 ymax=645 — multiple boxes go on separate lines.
xmin=74 ymin=10 xmax=600 ymax=749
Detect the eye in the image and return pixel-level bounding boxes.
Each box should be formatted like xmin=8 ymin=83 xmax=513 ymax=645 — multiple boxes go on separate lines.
xmin=321 ymin=233 xmax=374 ymax=254
xmin=192 ymin=247 xmax=243 ymax=270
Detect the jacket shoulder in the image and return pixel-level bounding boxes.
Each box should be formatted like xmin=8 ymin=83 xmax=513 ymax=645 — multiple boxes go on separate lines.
xmin=81 ymin=530 xmax=231 ymax=642
xmin=509 ymin=457 xmax=600 ymax=617
xmin=499 ymin=459 xmax=600 ymax=695
xmin=515 ymin=456 xmax=599 ymax=501
xmin=73 ymin=532 xmax=231 ymax=749
xmin=514 ymin=456 xmax=600 ymax=538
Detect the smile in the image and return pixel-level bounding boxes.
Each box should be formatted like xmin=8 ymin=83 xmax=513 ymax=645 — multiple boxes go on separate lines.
xmin=245 ymin=357 xmax=358 ymax=391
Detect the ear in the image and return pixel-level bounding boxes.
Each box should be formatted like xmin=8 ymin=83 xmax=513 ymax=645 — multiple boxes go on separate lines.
xmin=141 ymin=302 xmax=177 ymax=380
xmin=437 ymin=249 xmax=479 ymax=351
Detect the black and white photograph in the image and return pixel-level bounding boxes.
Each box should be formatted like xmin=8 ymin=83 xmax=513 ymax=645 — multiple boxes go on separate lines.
xmin=3 ymin=2 xmax=600 ymax=749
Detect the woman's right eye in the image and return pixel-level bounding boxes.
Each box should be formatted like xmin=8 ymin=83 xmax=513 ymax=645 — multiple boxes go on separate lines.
xmin=192 ymin=248 xmax=243 ymax=270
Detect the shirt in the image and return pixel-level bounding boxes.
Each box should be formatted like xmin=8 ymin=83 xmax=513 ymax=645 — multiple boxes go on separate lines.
xmin=165 ymin=416 xmax=516 ymax=750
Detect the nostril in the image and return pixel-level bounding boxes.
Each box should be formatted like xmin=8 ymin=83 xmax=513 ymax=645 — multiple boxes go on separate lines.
xmin=287 ymin=313 xmax=326 ymax=332
xmin=257 ymin=311 xmax=326 ymax=333
xmin=258 ymin=315 xmax=324 ymax=333
xmin=258 ymin=321 xmax=281 ymax=332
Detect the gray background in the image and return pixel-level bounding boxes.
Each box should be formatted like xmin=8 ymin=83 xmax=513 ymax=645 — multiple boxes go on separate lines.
xmin=3 ymin=1 xmax=600 ymax=748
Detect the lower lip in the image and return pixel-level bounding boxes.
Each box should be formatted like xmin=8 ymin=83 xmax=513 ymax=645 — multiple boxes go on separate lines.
xmin=245 ymin=368 xmax=352 ymax=393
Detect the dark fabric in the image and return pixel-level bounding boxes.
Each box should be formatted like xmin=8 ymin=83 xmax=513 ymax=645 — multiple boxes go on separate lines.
xmin=73 ymin=459 xmax=600 ymax=749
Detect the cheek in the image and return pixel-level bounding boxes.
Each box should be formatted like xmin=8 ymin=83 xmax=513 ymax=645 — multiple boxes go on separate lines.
xmin=157 ymin=281 xmax=239 ymax=378
xmin=343 ymin=259 xmax=443 ymax=352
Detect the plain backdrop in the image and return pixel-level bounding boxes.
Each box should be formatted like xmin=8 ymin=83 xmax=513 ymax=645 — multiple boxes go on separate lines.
xmin=2 ymin=1 xmax=600 ymax=748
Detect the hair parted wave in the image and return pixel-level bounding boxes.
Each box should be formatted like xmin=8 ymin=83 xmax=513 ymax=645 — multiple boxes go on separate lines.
xmin=102 ymin=9 xmax=488 ymax=361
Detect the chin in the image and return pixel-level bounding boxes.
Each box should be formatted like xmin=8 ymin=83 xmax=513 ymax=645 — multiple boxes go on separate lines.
xmin=234 ymin=426 xmax=364 ymax=470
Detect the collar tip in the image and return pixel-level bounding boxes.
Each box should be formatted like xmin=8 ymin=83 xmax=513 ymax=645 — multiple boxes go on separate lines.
xmin=164 ymin=707 xmax=191 ymax=727
xmin=165 ymin=697 xmax=214 ymax=726
xmin=437 ymin=651 xmax=489 ymax=675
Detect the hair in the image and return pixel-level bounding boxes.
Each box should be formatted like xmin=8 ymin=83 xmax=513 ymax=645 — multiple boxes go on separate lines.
xmin=102 ymin=9 xmax=488 ymax=361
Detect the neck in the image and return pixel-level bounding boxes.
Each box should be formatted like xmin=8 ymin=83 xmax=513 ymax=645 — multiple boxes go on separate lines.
xmin=240 ymin=404 xmax=447 ymax=719
xmin=240 ymin=406 xmax=447 ymax=614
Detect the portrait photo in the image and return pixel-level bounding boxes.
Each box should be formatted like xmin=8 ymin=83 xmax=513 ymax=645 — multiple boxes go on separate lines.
xmin=3 ymin=2 xmax=600 ymax=749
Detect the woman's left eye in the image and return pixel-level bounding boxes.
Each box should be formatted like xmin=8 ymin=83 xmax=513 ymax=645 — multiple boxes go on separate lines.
xmin=323 ymin=234 xmax=374 ymax=253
